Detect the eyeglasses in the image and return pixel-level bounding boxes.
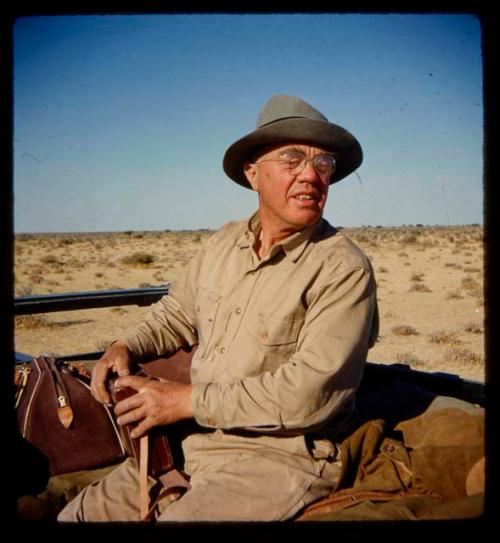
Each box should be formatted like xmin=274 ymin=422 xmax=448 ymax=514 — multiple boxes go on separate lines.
xmin=256 ymin=149 xmax=336 ymax=179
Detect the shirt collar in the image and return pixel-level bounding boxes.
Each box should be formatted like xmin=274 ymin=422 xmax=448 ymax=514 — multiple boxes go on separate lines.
xmin=236 ymin=211 xmax=324 ymax=263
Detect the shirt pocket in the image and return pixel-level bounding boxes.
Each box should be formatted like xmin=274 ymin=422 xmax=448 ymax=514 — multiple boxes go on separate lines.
xmin=258 ymin=315 xmax=302 ymax=350
xmin=196 ymin=287 xmax=222 ymax=357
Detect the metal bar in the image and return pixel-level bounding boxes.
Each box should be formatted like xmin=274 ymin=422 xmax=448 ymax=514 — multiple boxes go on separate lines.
xmin=15 ymin=351 xmax=106 ymax=363
xmin=14 ymin=352 xmax=35 ymax=363
xmin=14 ymin=285 xmax=169 ymax=315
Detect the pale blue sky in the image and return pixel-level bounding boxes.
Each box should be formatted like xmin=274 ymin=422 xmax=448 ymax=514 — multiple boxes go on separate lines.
xmin=13 ymin=13 xmax=483 ymax=233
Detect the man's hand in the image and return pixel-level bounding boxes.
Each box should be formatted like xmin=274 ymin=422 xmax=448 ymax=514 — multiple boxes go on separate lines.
xmin=113 ymin=376 xmax=193 ymax=438
xmin=91 ymin=341 xmax=133 ymax=406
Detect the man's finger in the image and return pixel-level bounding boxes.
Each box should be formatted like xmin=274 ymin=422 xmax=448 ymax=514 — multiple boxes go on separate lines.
xmin=107 ymin=342 xmax=132 ymax=375
xmin=130 ymin=417 xmax=155 ymax=439
xmin=91 ymin=362 xmax=112 ymax=405
xmin=114 ymin=374 xmax=150 ymax=391
xmin=113 ymin=359 xmax=131 ymax=377
xmin=116 ymin=406 xmax=146 ymax=427
xmin=114 ymin=392 xmax=144 ymax=417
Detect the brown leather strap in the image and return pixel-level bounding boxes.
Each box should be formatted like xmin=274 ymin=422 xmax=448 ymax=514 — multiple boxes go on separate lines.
xmin=47 ymin=358 xmax=74 ymax=428
xmin=143 ymin=468 xmax=191 ymax=519
xmin=139 ymin=435 xmax=149 ymax=521
xmin=296 ymin=488 xmax=433 ymax=520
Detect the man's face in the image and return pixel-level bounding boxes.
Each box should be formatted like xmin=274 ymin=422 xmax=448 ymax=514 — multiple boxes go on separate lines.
xmin=244 ymin=143 xmax=333 ymax=233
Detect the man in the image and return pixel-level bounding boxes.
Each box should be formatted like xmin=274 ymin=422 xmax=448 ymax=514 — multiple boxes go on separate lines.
xmin=58 ymin=94 xmax=379 ymax=522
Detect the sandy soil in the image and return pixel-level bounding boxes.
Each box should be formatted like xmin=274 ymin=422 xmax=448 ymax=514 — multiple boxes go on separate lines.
xmin=14 ymin=225 xmax=485 ymax=382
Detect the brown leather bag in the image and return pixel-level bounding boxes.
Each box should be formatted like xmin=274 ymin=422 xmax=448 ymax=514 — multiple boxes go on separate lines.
xmin=15 ymin=356 xmax=127 ymax=476
xmin=15 ymin=349 xmax=195 ymax=474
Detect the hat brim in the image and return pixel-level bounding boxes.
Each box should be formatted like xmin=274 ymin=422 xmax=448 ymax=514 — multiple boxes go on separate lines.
xmin=223 ymin=117 xmax=363 ymax=188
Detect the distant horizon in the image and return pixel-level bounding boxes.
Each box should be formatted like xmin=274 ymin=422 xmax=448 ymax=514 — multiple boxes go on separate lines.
xmin=13 ymin=222 xmax=484 ymax=236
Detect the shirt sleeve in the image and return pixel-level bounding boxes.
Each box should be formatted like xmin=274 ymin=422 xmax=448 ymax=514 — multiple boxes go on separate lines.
xmin=191 ymin=264 xmax=378 ymax=434
xmin=116 ymin=221 xmax=240 ymax=359
xmin=117 ymin=245 xmax=206 ymax=359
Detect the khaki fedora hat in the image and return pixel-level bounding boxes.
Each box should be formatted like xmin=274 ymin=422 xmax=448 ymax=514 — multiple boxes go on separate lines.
xmin=223 ymin=94 xmax=363 ymax=189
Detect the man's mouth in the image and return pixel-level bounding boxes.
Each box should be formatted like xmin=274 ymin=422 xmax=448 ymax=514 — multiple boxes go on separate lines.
xmin=292 ymin=192 xmax=321 ymax=203
xmin=295 ymin=194 xmax=315 ymax=201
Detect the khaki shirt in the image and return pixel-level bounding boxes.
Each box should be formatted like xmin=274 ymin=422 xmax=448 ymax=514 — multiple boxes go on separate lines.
xmin=120 ymin=212 xmax=379 ymax=438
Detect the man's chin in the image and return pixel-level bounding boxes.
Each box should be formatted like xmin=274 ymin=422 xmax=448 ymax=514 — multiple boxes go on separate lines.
xmin=287 ymin=207 xmax=323 ymax=228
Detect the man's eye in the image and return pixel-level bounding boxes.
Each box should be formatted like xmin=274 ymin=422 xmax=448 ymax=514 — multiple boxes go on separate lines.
xmin=316 ymin=157 xmax=332 ymax=169
xmin=280 ymin=151 xmax=304 ymax=163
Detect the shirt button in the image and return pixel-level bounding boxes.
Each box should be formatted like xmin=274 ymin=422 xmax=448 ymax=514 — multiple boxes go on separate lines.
xmin=219 ymin=347 xmax=226 ymax=354
xmin=235 ymin=307 xmax=242 ymax=315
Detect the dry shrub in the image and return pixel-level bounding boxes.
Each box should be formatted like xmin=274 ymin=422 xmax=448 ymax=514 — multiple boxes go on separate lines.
xmin=16 ymin=285 xmax=33 ymax=297
xmin=421 ymin=239 xmax=437 ymax=248
xmin=396 ymin=352 xmax=425 ymax=368
xmin=429 ymin=330 xmax=462 ymax=346
xmin=153 ymin=271 xmax=165 ymax=281
xmin=461 ymin=276 xmax=483 ymax=300
xmin=351 ymin=233 xmax=369 ymax=244
xmin=446 ymin=290 xmax=464 ymax=300
xmin=15 ymin=314 xmax=49 ymax=329
xmin=40 ymin=255 xmax=61 ymax=265
xmin=58 ymin=237 xmax=76 ymax=246
xmin=391 ymin=325 xmax=418 ymax=336
xmin=121 ymin=252 xmax=156 ymax=267
xmin=462 ymin=275 xmax=481 ymax=290
xmin=410 ymin=273 xmax=425 ymax=282
xmin=400 ymin=234 xmax=418 ymax=245
xmin=464 ymin=322 xmax=483 ymax=334
xmin=444 ymin=347 xmax=483 ymax=366
xmin=409 ymin=283 xmax=432 ymax=293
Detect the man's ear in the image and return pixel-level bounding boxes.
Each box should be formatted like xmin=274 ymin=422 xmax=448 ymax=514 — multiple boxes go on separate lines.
xmin=243 ymin=162 xmax=259 ymax=191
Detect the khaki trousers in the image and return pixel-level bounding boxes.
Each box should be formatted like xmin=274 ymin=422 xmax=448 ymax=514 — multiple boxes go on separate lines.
xmin=58 ymin=431 xmax=342 ymax=522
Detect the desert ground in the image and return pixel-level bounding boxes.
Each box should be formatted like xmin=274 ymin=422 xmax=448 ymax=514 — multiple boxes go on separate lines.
xmin=14 ymin=225 xmax=485 ymax=382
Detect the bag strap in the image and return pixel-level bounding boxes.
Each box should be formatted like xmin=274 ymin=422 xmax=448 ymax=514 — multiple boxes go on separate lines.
xmin=14 ymin=364 xmax=32 ymax=409
xmin=136 ymin=424 xmax=191 ymax=521
xmin=139 ymin=435 xmax=150 ymax=521
xmin=46 ymin=357 xmax=74 ymax=428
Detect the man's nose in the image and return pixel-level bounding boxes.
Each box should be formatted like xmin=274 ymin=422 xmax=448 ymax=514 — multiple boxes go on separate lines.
xmin=298 ymin=159 xmax=321 ymax=182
